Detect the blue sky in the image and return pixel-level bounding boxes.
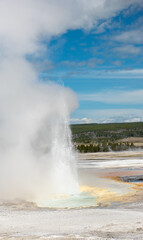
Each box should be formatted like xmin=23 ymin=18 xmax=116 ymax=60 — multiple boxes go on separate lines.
xmin=38 ymin=3 xmax=143 ymax=123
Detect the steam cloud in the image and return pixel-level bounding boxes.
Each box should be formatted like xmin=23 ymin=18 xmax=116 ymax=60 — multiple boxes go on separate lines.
xmin=0 ymin=0 xmax=141 ymax=203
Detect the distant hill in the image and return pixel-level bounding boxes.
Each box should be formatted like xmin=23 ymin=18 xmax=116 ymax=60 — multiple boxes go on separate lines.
xmin=70 ymin=122 xmax=143 ymax=152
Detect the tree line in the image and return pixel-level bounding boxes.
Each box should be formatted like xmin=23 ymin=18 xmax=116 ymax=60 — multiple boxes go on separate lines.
xmin=76 ymin=142 xmax=136 ymax=153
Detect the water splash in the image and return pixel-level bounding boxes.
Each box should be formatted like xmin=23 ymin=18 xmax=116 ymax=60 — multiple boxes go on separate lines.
xmin=33 ymin=112 xmax=79 ymax=204
xmin=0 ymin=78 xmax=79 ymax=203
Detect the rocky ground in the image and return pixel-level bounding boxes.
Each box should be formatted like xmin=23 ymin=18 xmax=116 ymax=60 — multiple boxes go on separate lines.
xmin=0 ymin=206 xmax=143 ymax=239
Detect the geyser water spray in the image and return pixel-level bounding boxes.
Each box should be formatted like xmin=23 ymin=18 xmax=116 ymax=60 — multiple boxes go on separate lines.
xmin=0 ymin=57 xmax=79 ymax=203
xmin=0 ymin=0 xmax=83 ymax=203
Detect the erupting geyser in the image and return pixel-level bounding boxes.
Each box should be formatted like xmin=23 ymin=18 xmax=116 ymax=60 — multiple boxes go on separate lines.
xmin=0 ymin=59 xmax=79 ymax=204
xmin=0 ymin=0 xmax=81 ymax=205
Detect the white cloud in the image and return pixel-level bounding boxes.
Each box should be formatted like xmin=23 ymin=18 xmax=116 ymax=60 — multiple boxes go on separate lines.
xmin=80 ymin=89 xmax=143 ymax=104
xmin=114 ymin=44 xmax=142 ymax=55
xmin=112 ymin=60 xmax=121 ymax=66
xmin=125 ymin=118 xmax=141 ymax=123
xmin=76 ymin=109 xmax=143 ymax=123
xmin=70 ymin=117 xmax=91 ymax=124
xmin=0 ymin=0 xmax=142 ymax=57
xmin=62 ymin=68 xmax=143 ymax=79
xmin=118 ymin=69 xmax=143 ymax=75
xmin=114 ymin=29 xmax=143 ymax=44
